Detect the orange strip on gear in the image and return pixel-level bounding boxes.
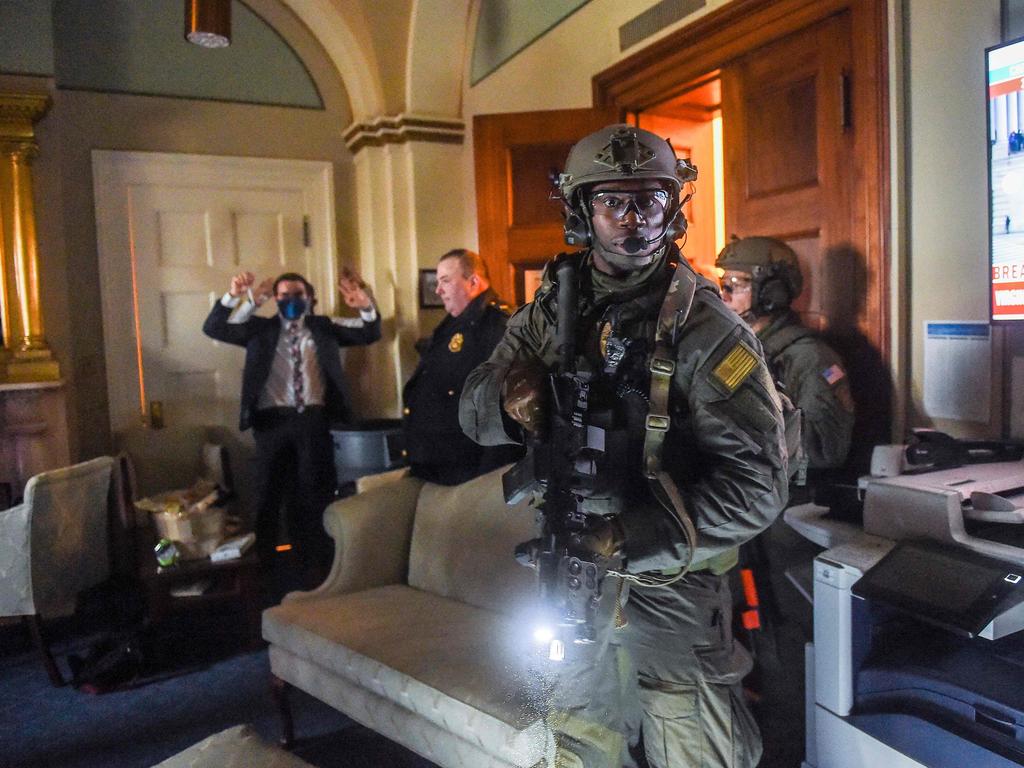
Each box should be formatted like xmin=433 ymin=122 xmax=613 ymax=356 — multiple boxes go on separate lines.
xmin=740 ymin=568 xmax=760 ymax=607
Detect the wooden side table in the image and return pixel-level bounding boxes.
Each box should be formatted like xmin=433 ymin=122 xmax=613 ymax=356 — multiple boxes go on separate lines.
xmin=138 ymin=550 xmax=261 ymax=649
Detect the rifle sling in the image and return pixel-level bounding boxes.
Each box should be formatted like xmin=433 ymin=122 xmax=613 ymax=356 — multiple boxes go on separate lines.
xmin=642 ymin=262 xmax=737 ymax=577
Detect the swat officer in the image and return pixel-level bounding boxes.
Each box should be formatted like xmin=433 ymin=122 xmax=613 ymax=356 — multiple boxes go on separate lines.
xmin=716 ymin=237 xmax=855 ymax=481
xmin=460 ymin=125 xmax=788 ymax=768
xmin=403 ymin=249 xmax=520 ymax=484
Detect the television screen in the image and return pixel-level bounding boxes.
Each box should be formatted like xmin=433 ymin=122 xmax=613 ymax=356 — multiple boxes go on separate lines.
xmin=988 ymin=37 xmax=1024 ymax=320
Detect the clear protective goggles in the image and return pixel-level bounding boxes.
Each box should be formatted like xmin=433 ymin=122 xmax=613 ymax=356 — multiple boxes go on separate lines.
xmin=719 ymin=274 xmax=753 ymax=295
xmin=588 ymin=188 xmax=671 ymax=220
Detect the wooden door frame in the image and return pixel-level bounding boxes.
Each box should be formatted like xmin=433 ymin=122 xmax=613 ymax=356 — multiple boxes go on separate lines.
xmin=592 ymin=0 xmax=890 ymax=360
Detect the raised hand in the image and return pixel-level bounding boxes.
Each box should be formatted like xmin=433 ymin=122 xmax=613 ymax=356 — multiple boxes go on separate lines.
xmin=253 ymin=276 xmax=275 ymax=306
xmin=338 ymin=266 xmax=373 ymax=310
xmin=229 ymin=271 xmax=256 ymax=298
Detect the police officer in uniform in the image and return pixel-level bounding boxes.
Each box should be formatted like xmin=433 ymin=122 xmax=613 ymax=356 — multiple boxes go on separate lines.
xmin=716 ymin=237 xmax=855 ymax=482
xmin=403 ymin=249 xmax=520 ymax=485
xmin=460 ymin=126 xmax=788 ymax=768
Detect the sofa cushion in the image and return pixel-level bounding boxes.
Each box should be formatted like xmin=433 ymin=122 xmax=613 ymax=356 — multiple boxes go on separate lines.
xmin=263 ymin=584 xmax=550 ymax=764
xmin=408 ymin=467 xmax=537 ymax=616
xmin=151 ymin=724 xmax=313 ymax=768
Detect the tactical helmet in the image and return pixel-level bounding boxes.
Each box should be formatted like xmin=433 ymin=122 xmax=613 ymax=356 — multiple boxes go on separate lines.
xmin=715 ymin=236 xmax=803 ymax=314
xmin=558 ymin=124 xmax=698 ymax=247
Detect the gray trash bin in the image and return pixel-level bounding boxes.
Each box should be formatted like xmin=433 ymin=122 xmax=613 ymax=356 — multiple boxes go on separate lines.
xmin=331 ymin=420 xmax=406 ymax=488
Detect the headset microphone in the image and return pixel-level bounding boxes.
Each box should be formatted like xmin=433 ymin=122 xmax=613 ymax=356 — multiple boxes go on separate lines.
xmin=619 ymin=208 xmax=683 ymax=254
xmin=622 ymin=236 xmax=645 ymax=254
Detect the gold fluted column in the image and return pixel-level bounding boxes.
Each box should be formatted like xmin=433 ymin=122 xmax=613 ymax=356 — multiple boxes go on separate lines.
xmin=0 ymin=94 xmax=59 ymax=382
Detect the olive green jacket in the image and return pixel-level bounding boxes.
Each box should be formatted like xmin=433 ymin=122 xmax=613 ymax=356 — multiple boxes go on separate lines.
xmin=459 ymin=248 xmax=788 ymax=573
xmin=758 ymin=311 xmax=855 ymax=470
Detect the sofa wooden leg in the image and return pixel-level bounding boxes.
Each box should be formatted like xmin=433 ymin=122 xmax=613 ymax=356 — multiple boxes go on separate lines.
xmin=23 ymin=614 xmax=64 ymax=687
xmin=270 ymin=674 xmax=295 ymax=748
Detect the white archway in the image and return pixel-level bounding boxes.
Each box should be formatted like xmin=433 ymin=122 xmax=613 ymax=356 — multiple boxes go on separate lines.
xmin=406 ymin=0 xmax=472 ymax=117
xmin=275 ymin=0 xmax=475 ymax=419
xmin=279 ymin=0 xmax=386 ymax=122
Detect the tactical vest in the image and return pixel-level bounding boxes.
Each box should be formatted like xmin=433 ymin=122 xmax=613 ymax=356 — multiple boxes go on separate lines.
xmin=538 ymin=255 xmax=740 ymax=579
xmin=579 ymin=258 xmax=712 ymax=579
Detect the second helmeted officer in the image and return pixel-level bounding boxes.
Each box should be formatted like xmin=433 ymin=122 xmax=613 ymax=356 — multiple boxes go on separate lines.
xmin=717 ymin=236 xmax=855 ymax=482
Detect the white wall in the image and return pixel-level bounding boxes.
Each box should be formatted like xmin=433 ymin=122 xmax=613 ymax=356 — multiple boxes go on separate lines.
xmin=463 ymin=0 xmax=733 ymax=116
xmin=905 ymin=0 xmax=1005 ymax=437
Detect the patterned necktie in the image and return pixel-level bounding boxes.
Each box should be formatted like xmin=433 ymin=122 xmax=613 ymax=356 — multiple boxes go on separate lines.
xmin=288 ymin=321 xmax=305 ymax=412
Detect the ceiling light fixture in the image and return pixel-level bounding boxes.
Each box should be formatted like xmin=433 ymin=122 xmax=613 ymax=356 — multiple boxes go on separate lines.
xmin=185 ymin=0 xmax=231 ymax=49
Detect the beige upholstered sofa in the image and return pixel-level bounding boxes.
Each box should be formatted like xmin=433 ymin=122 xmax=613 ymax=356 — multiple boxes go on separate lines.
xmin=262 ymin=467 xmax=554 ymax=768
xmin=153 ymin=725 xmax=314 ymax=768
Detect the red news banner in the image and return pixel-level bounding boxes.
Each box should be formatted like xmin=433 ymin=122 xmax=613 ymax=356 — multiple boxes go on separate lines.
xmin=993 ymin=262 xmax=1024 ymax=318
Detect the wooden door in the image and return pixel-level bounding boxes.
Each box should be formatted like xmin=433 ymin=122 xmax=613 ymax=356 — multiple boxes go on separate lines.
xmin=474 ymin=107 xmax=620 ymax=304
xmin=722 ymin=12 xmax=857 ymax=334
xmin=721 ymin=11 xmax=891 ymax=457
xmin=93 ymin=151 xmax=336 ymax=436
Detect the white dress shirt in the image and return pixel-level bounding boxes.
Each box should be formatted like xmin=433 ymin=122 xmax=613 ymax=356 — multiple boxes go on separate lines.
xmin=218 ymin=292 xmax=378 ymax=410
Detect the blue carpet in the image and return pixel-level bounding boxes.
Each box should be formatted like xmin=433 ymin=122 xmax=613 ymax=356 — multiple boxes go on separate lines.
xmin=0 ymin=627 xmax=438 ymax=768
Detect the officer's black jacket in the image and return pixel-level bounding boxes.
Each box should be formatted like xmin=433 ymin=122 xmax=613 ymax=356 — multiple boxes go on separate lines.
xmin=402 ymin=289 xmax=517 ymax=483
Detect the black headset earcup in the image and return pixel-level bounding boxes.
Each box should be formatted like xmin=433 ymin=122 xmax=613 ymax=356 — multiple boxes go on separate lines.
xmin=758 ymin=277 xmax=791 ymax=313
xmin=563 ymin=211 xmax=592 ymax=247
xmin=664 ymin=208 xmax=688 ymax=241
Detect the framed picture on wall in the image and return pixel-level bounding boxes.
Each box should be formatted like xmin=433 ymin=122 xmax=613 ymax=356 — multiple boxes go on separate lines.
xmin=419 ymin=269 xmax=443 ymax=308
xmin=514 ymin=264 xmax=546 ymax=306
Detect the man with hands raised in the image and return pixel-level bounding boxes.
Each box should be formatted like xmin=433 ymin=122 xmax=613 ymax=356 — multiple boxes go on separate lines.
xmin=203 ymin=267 xmax=380 ymax=585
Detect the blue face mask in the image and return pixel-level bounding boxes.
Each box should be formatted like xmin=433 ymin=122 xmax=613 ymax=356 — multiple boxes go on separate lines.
xmin=277 ymin=297 xmax=307 ymax=320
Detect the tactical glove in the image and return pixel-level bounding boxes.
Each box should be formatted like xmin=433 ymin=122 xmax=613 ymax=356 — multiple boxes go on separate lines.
xmin=579 ymin=516 xmax=626 ymax=559
xmin=501 ymin=357 xmax=548 ymax=434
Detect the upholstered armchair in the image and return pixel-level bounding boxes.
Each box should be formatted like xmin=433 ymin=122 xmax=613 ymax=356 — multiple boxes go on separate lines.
xmin=0 ymin=456 xmax=116 ymax=685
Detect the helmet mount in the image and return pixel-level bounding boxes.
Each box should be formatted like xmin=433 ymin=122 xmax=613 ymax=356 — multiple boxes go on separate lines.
xmin=595 ymin=129 xmax=657 ymax=173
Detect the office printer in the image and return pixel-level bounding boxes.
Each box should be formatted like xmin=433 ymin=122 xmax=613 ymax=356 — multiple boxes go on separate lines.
xmin=802 ymin=453 xmax=1024 ymax=768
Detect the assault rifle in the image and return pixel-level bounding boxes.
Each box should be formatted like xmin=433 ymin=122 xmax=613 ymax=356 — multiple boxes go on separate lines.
xmin=502 ymin=257 xmax=609 ymax=660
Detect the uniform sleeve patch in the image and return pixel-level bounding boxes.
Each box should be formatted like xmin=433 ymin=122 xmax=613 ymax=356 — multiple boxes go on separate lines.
xmin=822 ymin=364 xmax=846 ymax=386
xmin=712 ymin=341 xmax=758 ymax=393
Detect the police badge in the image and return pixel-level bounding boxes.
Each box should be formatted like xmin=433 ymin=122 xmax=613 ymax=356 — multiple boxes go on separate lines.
xmin=448 ymin=332 xmax=464 ymax=353
xmin=600 ymin=321 xmax=629 ymax=375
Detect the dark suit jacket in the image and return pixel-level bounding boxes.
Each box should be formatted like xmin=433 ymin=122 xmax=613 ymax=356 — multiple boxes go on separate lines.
xmin=202 ymin=302 xmax=381 ymax=431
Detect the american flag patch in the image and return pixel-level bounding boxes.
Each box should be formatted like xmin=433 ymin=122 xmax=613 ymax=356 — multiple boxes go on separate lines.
xmin=822 ymin=364 xmax=846 ymax=386
xmin=713 ymin=342 xmax=758 ymax=392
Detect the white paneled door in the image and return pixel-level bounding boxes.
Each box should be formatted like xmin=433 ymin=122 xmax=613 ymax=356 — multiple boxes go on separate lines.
xmin=93 ymin=151 xmax=336 ymax=437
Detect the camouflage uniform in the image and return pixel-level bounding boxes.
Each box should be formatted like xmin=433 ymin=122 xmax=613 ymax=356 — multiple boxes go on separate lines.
xmin=757 ymin=310 xmax=854 ymax=471
xmin=460 ymin=245 xmax=788 ymax=767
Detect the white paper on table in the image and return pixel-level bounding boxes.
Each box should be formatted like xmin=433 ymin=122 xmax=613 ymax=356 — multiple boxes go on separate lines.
xmin=923 ymin=321 xmax=991 ymax=422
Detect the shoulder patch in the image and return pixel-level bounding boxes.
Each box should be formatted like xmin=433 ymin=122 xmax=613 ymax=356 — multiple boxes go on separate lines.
xmin=822 ymin=363 xmax=846 ymax=386
xmin=713 ymin=341 xmax=758 ymax=393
